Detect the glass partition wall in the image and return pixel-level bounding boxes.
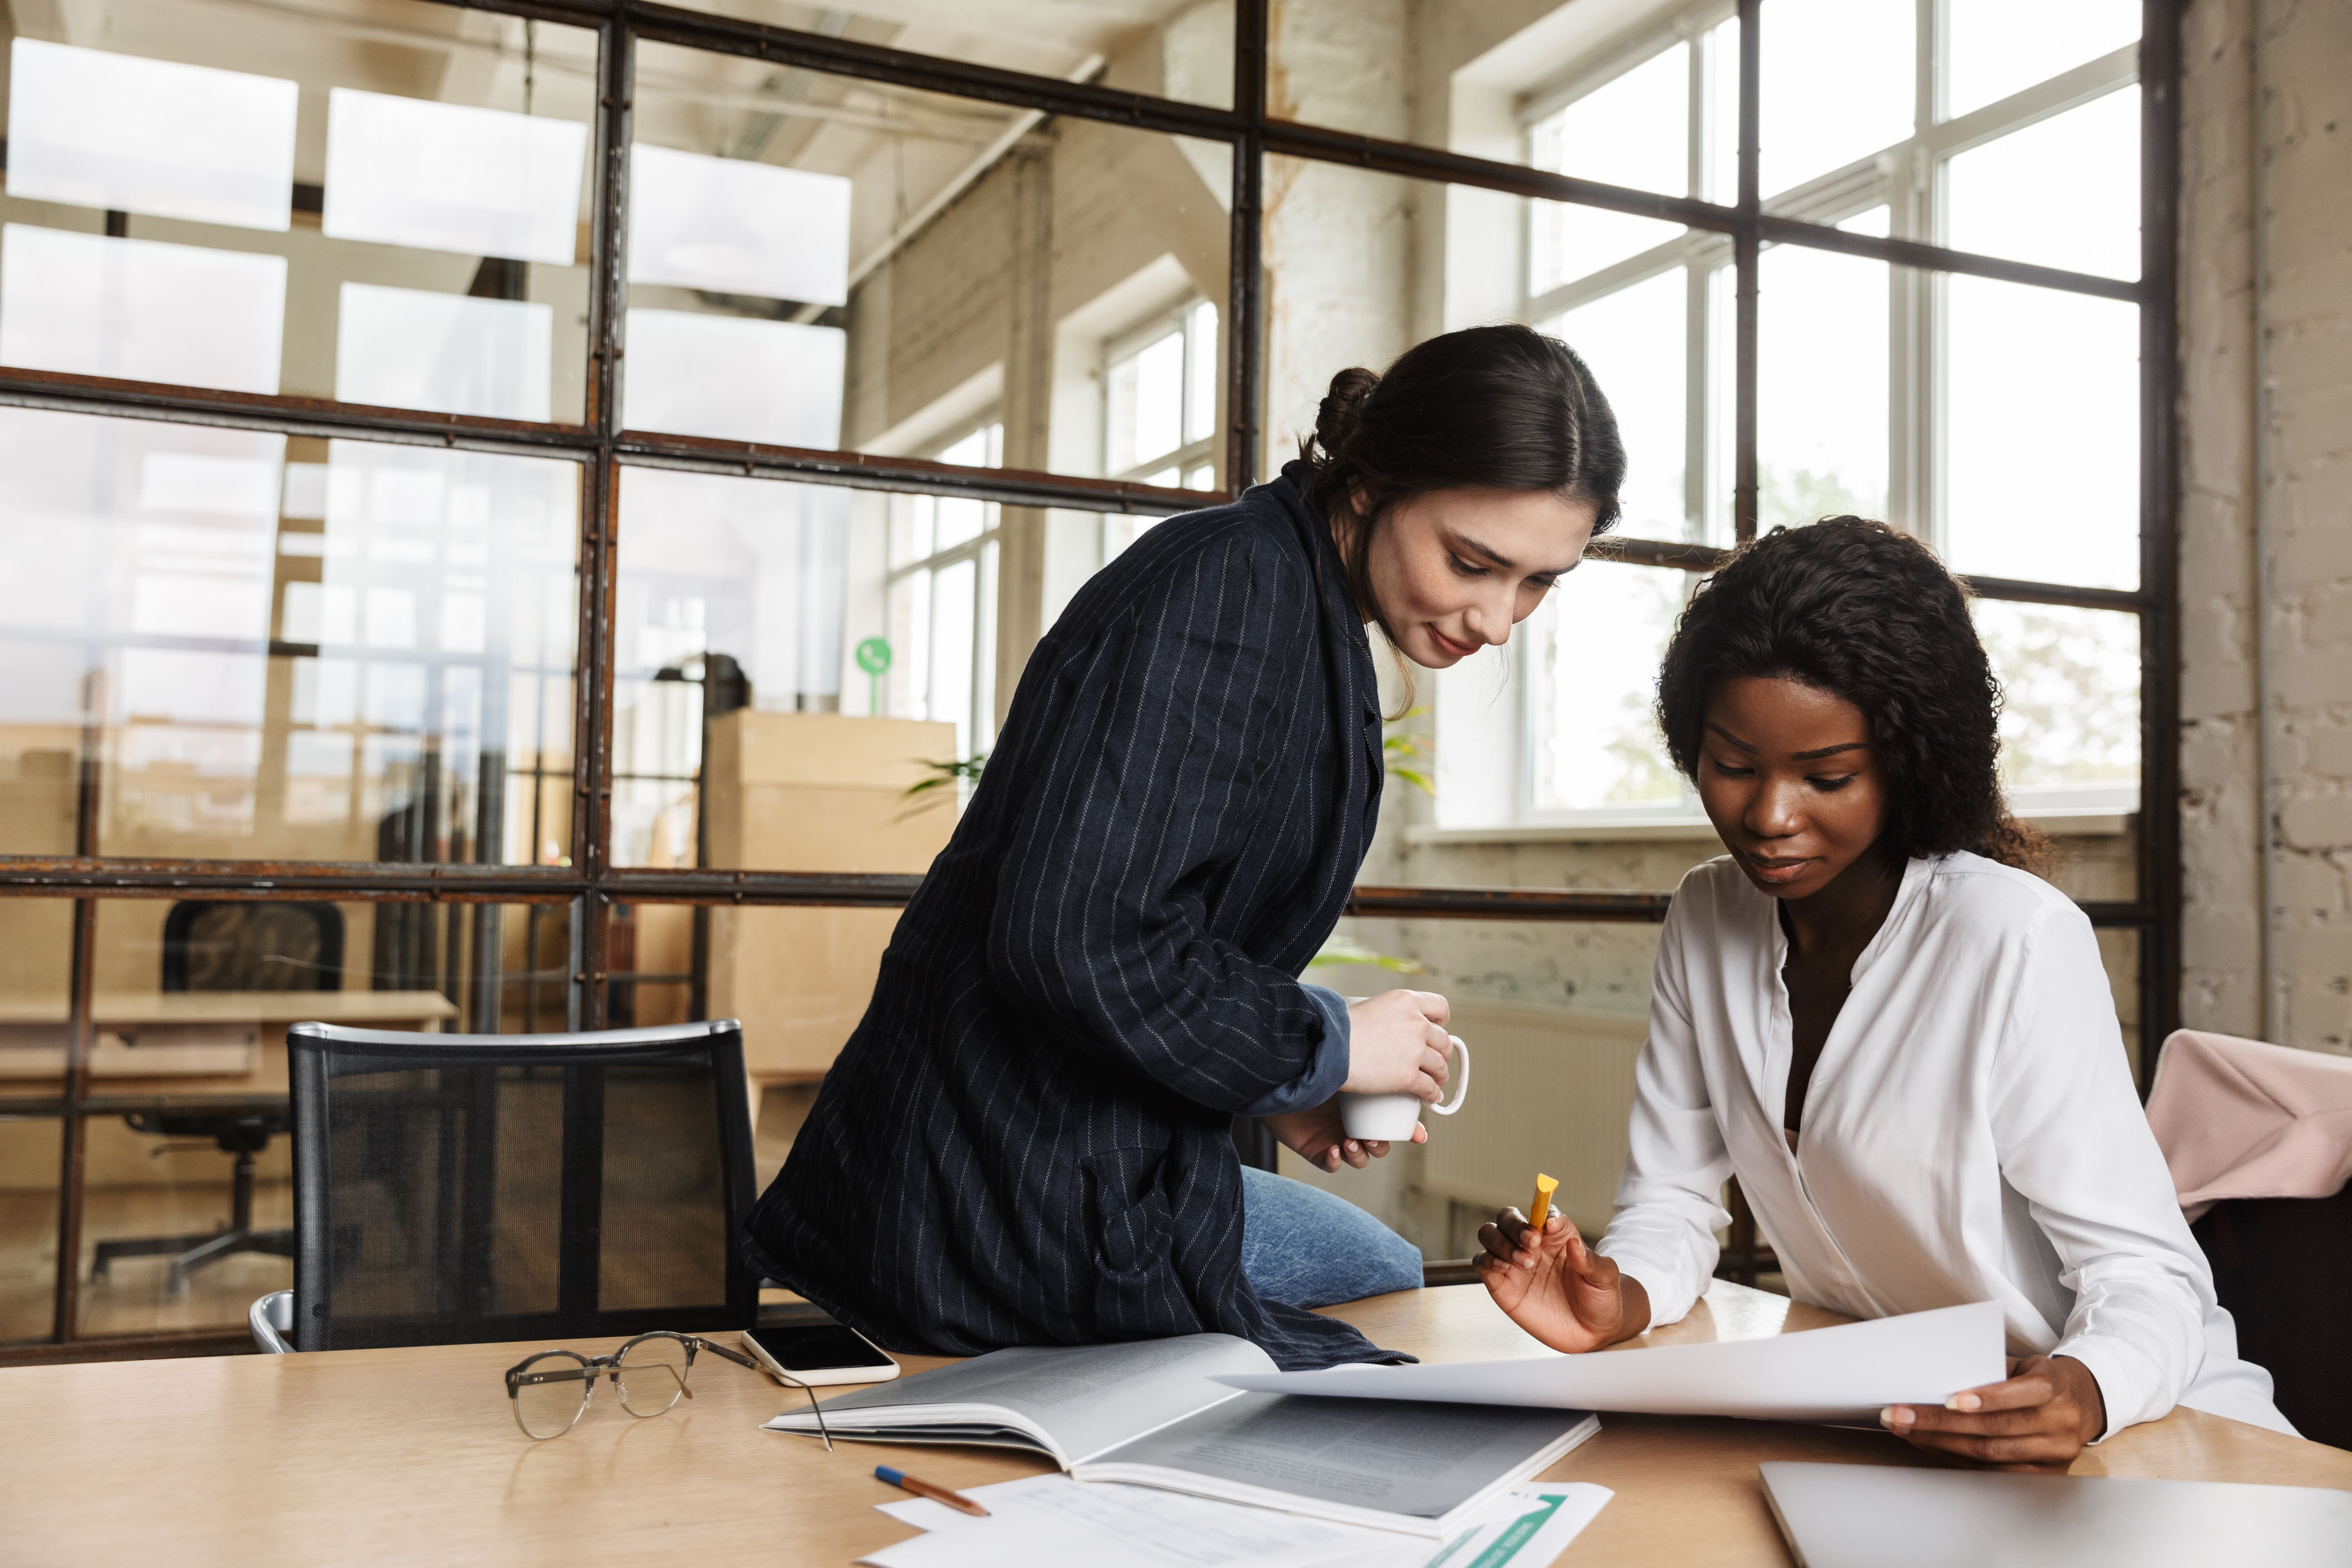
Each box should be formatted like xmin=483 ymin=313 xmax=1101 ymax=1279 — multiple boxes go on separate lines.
xmin=0 ymin=0 xmax=2180 ymax=1353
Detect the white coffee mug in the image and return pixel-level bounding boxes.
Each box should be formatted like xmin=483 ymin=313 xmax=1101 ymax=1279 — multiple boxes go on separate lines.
xmin=1338 ymin=1034 xmax=1470 ymax=1141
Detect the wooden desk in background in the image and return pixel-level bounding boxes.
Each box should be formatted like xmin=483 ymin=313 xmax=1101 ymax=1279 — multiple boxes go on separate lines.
xmin=0 ymin=990 xmax=458 ymax=1095
xmin=3 ymin=1281 xmax=2344 ymax=1566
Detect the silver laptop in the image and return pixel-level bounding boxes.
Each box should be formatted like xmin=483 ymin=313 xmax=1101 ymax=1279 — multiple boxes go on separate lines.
xmin=1760 ymin=1461 xmax=2352 ymax=1568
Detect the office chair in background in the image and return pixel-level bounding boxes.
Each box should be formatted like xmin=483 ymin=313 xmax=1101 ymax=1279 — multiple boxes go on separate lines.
xmin=252 ymin=1020 xmax=757 ymax=1353
xmin=91 ymin=901 xmax=341 ymax=1294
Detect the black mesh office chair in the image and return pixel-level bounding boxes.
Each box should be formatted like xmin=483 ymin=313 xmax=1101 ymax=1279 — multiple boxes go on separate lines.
xmin=2194 ymin=1187 xmax=2352 ymax=1450
xmin=256 ymin=1020 xmax=756 ymax=1353
xmin=91 ymin=901 xmax=341 ymax=1294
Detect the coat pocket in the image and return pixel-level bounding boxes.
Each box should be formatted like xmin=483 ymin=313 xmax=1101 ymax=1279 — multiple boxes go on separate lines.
xmin=1079 ymin=1145 xmax=1196 ymax=1338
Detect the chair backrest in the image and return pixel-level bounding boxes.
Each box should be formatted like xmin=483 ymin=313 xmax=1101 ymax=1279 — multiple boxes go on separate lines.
xmin=163 ymin=901 xmax=345 ymax=993
xmin=287 ymin=1020 xmax=756 ymax=1352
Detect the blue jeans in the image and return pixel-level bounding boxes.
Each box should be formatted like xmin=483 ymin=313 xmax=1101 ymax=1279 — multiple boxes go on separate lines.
xmin=1239 ymin=1165 xmax=1424 ymax=1309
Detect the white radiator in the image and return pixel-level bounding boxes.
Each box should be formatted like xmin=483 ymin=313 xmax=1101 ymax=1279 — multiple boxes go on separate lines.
xmin=1421 ymin=1001 xmax=1650 ymax=1238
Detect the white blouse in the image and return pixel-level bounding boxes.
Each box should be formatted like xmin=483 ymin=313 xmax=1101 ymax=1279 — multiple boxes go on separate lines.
xmin=1595 ymin=852 xmax=2291 ymax=1438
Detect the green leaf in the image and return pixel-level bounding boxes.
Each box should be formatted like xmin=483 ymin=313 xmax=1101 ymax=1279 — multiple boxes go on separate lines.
xmin=1380 ymin=711 xmax=1435 ymax=795
xmin=902 ymin=752 xmax=989 ymax=799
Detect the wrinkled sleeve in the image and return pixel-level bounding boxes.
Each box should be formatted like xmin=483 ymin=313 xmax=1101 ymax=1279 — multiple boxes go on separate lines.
xmin=1238 ymin=983 xmax=1352 ymax=1118
xmin=1991 ymin=906 xmax=2217 ymax=1440
xmin=1595 ymin=896 xmax=1733 ymax=1328
xmin=986 ymin=535 xmax=1341 ymax=1115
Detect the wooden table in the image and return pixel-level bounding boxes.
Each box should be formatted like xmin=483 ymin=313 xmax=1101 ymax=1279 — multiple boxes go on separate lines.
xmin=0 ymin=990 xmax=459 ymax=1092
xmin=3 ymin=1281 xmax=2343 ymax=1566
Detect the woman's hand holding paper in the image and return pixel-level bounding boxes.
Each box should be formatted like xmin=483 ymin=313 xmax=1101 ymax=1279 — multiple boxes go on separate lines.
xmin=1878 ymin=1354 xmax=2107 ymax=1473
xmin=1473 ymin=1208 xmax=1651 ymax=1354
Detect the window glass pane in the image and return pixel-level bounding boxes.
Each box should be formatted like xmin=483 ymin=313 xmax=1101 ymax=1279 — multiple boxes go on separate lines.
xmin=613 ymin=468 xmax=858 ymax=867
xmin=0 ymin=1116 xmax=60 ymax=1345
xmin=71 ymin=897 xmax=562 ymax=1338
xmin=1974 ymin=600 xmax=2140 ymax=803
xmin=929 ymin=556 xmax=978 ymax=764
xmin=0 ymin=410 xmax=577 ymax=864
xmin=1759 ymin=238 xmax=1889 ymax=530
xmin=0 ymin=224 xmax=285 ymax=395
xmin=1945 ymin=87 xmax=2139 ymax=283
xmin=1945 ymin=0 xmax=2140 ymax=120
xmin=1530 ymin=42 xmax=1687 ymax=203
xmin=1269 ymin=1 xmax=1725 ymax=201
xmin=1943 ymin=276 xmax=2138 ymax=589
xmin=890 ymin=567 xmax=933 ymax=722
xmin=1186 ymin=301 xmax=1219 ymax=448
xmin=0 ymin=902 xmax=75 ymax=1096
xmin=0 ymin=5 xmax=596 ymax=421
xmin=613 ymin=470 xmax=996 ymax=869
xmin=896 ymin=497 xmax=937 ymax=570
xmin=630 ymin=43 xmax=1227 ymax=479
xmin=1107 ymin=328 xmax=1186 ymax=477
xmin=1533 ymin=561 xmax=1687 ymax=814
xmin=1544 ymin=268 xmax=1688 ymax=542
xmin=1525 ymin=40 xmax=1692 ymax=294
xmin=1760 ymin=0 xmax=1914 ymax=199
xmin=650 ymin=2 xmax=1231 ymax=109
xmin=7 ymin=38 xmax=296 ymax=231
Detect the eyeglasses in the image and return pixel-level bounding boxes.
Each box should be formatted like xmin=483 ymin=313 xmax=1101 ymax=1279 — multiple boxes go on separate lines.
xmin=502 ymin=1330 xmax=833 ymax=1448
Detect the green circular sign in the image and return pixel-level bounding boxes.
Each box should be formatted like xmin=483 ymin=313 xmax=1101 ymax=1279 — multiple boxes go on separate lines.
xmin=854 ymin=636 xmax=893 ymax=676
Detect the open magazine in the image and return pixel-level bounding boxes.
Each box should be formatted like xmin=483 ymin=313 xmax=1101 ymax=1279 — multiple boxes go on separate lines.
xmin=763 ymin=1333 xmax=1598 ymax=1539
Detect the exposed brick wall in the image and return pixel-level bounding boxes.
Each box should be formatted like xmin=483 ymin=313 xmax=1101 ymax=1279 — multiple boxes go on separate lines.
xmin=2178 ymin=0 xmax=2352 ymax=1053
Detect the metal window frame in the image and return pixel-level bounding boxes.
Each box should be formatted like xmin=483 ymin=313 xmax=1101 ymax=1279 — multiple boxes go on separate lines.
xmin=1515 ymin=11 xmax=2145 ymax=832
xmin=0 ymin=0 xmax=2181 ymax=1357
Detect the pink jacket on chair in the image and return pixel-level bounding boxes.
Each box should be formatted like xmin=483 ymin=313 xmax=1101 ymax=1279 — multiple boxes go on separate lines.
xmin=2145 ymin=1029 xmax=2352 ymax=1221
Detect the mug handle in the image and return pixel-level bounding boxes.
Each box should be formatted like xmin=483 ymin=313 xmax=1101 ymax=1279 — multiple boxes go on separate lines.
xmin=1425 ymin=1036 xmax=1470 ymax=1115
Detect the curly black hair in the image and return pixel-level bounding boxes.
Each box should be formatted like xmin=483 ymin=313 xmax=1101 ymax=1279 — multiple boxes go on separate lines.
xmin=1655 ymin=517 xmax=2052 ymax=875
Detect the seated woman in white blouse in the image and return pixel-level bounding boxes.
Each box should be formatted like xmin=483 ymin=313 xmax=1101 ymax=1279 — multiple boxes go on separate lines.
xmin=1477 ymin=518 xmax=2290 ymax=1470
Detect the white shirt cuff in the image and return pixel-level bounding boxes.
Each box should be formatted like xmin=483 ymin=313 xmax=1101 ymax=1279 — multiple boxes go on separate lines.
xmin=2050 ymin=1333 xmax=2167 ymax=1443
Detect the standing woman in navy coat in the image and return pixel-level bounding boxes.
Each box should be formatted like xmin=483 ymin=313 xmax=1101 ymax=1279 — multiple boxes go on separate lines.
xmin=746 ymin=325 xmax=1626 ymax=1368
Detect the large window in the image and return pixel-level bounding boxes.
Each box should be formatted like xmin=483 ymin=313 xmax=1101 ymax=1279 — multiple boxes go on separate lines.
xmin=1461 ymin=0 xmax=2147 ymax=832
xmin=0 ymin=0 xmax=2176 ymax=1351
xmin=1106 ymin=301 xmax=1219 ymax=491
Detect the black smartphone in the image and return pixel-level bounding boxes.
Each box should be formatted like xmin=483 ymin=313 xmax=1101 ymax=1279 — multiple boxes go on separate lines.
xmin=739 ymin=1323 xmax=900 ymax=1387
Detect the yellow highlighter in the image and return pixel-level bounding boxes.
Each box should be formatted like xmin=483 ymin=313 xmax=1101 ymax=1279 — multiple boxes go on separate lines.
xmin=1528 ymin=1173 xmax=1559 ymax=1234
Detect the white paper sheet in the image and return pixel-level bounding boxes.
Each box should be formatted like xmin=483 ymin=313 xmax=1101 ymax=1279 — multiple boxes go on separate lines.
xmin=6 ymin=40 xmax=297 ymax=231
xmin=864 ymin=1476 xmax=1612 ymax=1568
xmin=1215 ymin=1301 xmax=2005 ymax=1425
xmin=862 ymin=1474 xmax=1424 ymax=1568
xmin=1420 ymin=1484 xmax=1613 ymax=1568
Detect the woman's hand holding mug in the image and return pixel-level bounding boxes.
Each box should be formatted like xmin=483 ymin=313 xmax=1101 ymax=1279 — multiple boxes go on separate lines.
xmin=1338 ymin=990 xmax=1468 ymax=1143
xmin=1341 ymin=989 xmax=1453 ymax=1099
xmin=1266 ymin=990 xmax=1454 ymax=1173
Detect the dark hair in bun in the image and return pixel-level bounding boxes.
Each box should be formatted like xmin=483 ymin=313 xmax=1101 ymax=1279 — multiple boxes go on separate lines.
xmin=1300 ymin=325 xmax=1625 ymax=660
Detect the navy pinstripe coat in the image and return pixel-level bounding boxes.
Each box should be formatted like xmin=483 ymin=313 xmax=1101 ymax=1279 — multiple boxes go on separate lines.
xmin=742 ymin=461 xmax=1400 ymax=1370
